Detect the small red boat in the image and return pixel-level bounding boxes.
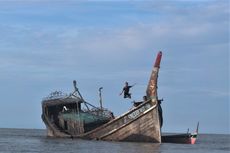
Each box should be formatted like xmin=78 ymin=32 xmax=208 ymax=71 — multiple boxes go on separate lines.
xmin=162 ymin=122 xmax=199 ymax=144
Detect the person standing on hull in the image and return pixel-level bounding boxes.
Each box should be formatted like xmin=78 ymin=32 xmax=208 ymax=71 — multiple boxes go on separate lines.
xmin=120 ymin=82 xmax=136 ymax=99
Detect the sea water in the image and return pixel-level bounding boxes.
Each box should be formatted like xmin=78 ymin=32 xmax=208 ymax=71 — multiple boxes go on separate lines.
xmin=0 ymin=128 xmax=229 ymax=153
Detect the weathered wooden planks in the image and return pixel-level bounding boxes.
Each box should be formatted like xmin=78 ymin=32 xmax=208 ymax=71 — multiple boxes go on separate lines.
xmin=82 ymin=99 xmax=161 ymax=142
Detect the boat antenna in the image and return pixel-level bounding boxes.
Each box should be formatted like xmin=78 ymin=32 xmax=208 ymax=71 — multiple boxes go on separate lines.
xmin=196 ymin=122 xmax=199 ymax=134
xmin=99 ymin=87 xmax=103 ymax=109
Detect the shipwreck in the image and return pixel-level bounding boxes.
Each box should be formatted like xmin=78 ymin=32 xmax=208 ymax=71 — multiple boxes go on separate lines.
xmin=41 ymin=51 xmax=163 ymax=143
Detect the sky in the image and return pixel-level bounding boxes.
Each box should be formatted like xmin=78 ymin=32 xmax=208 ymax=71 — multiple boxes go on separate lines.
xmin=0 ymin=0 xmax=229 ymax=134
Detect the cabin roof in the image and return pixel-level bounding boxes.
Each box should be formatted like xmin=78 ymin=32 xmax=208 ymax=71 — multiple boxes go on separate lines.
xmin=42 ymin=96 xmax=82 ymax=107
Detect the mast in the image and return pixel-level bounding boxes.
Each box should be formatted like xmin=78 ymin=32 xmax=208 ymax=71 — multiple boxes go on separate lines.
xmin=146 ymin=51 xmax=162 ymax=101
xmin=73 ymin=80 xmax=90 ymax=111
xmin=146 ymin=51 xmax=163 ymax=140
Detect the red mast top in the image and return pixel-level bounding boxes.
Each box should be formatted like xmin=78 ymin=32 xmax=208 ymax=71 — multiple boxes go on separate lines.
xmin=154 ymin=51 xmax=162 ymax=68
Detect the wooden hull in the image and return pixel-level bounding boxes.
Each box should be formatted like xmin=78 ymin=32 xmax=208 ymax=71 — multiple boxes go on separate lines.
xmin=162 ymin=133 xmax=197 ymax=144
xmin=82 ymin=100 xmax=161 ymax=142
xmin=42 ymin=99 xmax=162 ymax=142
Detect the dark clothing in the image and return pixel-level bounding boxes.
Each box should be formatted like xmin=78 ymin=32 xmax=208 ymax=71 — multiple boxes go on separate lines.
xmin=123 ymin=86 xmax=132 ymax=98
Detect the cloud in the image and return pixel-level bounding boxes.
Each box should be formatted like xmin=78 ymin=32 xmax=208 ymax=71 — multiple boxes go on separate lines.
xmin=0 ymin=2 xmax=228 ymax=83
xmin=1 ymin=0 xmax=228 ymax=52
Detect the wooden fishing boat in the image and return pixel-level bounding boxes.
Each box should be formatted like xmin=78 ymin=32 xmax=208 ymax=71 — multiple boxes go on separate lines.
xmin=41 ymin=51 xmax=163 ymax=143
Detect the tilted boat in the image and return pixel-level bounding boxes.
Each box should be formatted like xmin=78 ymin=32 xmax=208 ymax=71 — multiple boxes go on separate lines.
xmin=41 ymin=51 xmax=163 ymax=142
